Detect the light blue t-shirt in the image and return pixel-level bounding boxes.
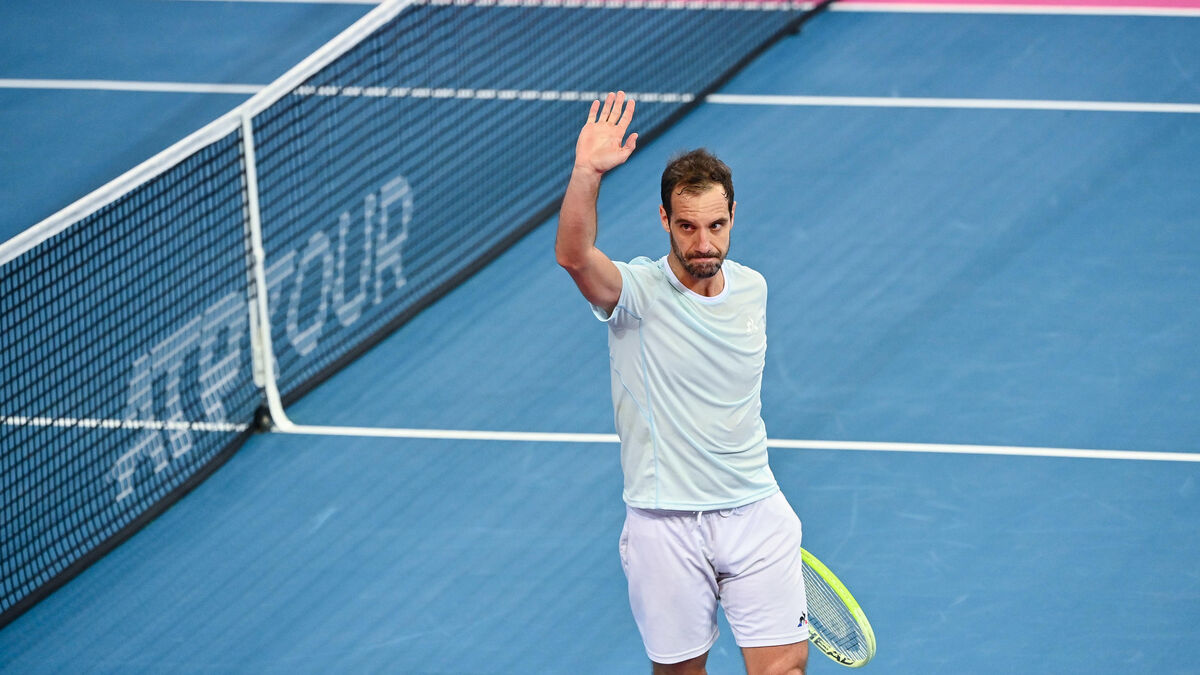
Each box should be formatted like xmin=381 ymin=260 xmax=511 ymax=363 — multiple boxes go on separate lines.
xmin=591 ymin=255 xmax=779 ymax=510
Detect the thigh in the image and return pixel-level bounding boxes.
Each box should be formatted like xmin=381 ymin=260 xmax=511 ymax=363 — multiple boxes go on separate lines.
xmin=715 ymin=492 xmax=809 ymax=649
xmin=621 ymin=507 xmax=721 ymax=665
xmin=742 ymin=640 xmax=808 ymax=675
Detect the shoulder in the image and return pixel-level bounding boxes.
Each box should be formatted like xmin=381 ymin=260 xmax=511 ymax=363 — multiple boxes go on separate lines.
xmin=622 ymin=255 xmax=661 ymax=274
xmin=724 ymin=259 xmax=767 ymax=292
xmin=617 ymin=255 xmax=666 ymax=285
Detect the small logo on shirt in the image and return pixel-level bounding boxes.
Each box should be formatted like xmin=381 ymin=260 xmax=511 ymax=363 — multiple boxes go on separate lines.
xmin=745 ymin=316 xmax=761 ymax=334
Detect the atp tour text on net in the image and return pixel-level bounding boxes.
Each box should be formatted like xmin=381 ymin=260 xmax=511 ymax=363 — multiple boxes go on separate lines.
xmin=108 ymin=175 xmax=412 ymax=501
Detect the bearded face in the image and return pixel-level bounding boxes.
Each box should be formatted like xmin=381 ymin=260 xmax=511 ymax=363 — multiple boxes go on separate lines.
xmin=661 ymin=184 xmax=733 ymax=283
xmin=669 ymin=231 xmax=726 ymax=279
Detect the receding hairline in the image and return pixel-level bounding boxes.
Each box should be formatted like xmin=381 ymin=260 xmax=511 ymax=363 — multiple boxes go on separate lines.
xmin=666 ymin=182 xmax=732 ymax=220
xmin=672 ymin=181 xmax=727 ymax=198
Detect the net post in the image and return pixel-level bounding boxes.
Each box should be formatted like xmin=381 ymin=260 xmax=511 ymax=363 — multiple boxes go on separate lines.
xmin=240 ymin=112 xmax=295 ymax=432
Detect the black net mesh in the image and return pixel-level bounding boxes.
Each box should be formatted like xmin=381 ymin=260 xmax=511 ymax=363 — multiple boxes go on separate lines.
xmin=0 ymin=130 xmax=260 ymax=619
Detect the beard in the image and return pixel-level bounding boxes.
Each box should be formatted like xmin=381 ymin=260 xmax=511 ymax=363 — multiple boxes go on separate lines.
xmin=670 ymin=233 xmax=726 ymax=279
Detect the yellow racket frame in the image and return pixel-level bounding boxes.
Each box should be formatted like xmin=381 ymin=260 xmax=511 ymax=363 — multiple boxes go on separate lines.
xmin=801 ymin=547 xmax=877 ymax=668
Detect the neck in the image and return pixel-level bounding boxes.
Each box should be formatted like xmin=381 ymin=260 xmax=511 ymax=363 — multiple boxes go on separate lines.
xmin=667 ymin=253 xmax=725 ymax=297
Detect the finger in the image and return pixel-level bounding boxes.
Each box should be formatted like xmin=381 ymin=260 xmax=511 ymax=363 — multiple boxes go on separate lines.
xmin=610 ymin=91 xmax=627 ymax=124
xmin=586 ymin=99 xmax=600 ymax=124
xmin=616 ymin=95 xmax=636 ymax=130
xmin=622 ymin=132 xmax=638 ymax=155
xmin=599 ymin=92 xmax=616 ymax=123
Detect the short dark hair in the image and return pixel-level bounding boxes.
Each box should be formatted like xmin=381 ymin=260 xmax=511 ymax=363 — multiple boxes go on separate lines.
xmin=660 ymin=148 xmax=734 ymax=220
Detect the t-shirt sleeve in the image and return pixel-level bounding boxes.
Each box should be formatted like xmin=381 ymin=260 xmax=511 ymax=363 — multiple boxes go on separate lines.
xmin=590 ymin=258 xmax=653 ymax=330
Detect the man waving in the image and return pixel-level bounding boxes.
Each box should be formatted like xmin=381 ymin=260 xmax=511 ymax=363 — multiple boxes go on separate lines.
xmin=555 ymin=91 xmax=809 ymax=675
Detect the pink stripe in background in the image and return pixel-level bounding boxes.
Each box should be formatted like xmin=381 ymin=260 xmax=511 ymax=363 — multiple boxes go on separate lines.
xmin=640 ymin=0 xmax=1200 ymax=8
xmin=836 ymin=0 xmax=1200 ymax=8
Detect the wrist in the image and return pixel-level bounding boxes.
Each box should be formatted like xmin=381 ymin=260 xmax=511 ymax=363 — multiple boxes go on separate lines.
xmin=572 ymin=164 xmax=605 ymax=178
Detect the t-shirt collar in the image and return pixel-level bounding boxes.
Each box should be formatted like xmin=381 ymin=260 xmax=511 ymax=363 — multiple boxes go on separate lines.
xmin=659 ymin=255 xmax=730 ymax=305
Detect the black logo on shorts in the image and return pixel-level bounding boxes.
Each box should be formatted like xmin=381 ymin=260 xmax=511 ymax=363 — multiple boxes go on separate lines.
xmin=798 ymin=612 xmax=808 ymax=628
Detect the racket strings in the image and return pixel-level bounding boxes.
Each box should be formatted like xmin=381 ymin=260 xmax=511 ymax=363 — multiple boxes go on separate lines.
xmin=803 ymin=563 xmax=871 ymax=660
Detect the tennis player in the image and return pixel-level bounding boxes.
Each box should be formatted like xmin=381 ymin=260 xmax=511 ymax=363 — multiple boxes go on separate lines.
xmin=555 ymin=91 xmax=808 ymax=675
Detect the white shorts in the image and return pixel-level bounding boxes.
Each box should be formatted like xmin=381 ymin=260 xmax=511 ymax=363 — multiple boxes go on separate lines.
xmin=618 ymin=491 xmax=808 ymax=664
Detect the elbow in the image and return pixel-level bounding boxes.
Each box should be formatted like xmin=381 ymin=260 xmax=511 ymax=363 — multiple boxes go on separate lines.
xmin=555 ymin=245 xmax=584 ymax=272
xmin=556 ymin=255 xmax=580 ymax=273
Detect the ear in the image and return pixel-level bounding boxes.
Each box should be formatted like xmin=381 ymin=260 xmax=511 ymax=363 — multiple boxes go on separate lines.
xmin=729 ymin=200 xmax=736 ymax=229
xmin=659 ymin=204 xmax=670 ymax=234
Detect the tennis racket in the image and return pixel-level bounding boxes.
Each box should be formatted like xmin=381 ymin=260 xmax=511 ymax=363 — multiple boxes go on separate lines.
xmin=801 ymin=547 xmax=876 ymax=668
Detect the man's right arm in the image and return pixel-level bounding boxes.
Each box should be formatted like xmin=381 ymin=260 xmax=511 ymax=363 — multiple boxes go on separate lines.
xmin=555 ymin=92 xmax=638 ymax=317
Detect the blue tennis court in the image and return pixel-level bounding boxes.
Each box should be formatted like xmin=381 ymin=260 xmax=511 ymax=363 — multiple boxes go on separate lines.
xmin=2 ymin=1 xmax=1198 ymax=673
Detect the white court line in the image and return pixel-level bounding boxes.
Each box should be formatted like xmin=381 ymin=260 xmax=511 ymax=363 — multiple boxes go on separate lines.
xmin=3 ymin=415 xmax=1194 ymax=461
xmin=291 ymin=84 xmax=695 ymax=102
xmin=1 ymin=415 xmax=248 ymax=433
xmin=706 ymin=93 xmax=1200 ymax=113
xmin=7 ymin=80 xmax=1196 ymax=115
xmin=0 ymin=79 xmax=263 ymax=95
xmin=275 ymin=423 xmax=1200 ymax=462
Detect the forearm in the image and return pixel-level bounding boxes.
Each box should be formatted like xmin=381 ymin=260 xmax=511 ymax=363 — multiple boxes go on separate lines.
xmin=555 ymin=166 xmax=605 ymax=270
xmin=554 ymin=91 xmax=632 ymax=313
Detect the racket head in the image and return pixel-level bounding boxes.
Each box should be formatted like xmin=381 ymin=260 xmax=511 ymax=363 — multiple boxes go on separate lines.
xmin=800 ymin=547 xmax=877 ymax=668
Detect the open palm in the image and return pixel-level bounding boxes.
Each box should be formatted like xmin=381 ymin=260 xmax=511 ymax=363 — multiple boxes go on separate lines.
xmin=574 ymin=91 xmax=638 ymax=174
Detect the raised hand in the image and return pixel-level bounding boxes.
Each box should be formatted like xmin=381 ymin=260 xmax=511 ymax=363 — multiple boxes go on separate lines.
xmin=574 ymin=91 xmax=638 ymax=174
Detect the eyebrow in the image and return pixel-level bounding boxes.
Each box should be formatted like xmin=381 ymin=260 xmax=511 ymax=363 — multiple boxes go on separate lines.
xmin=675 ymin=217 xmax=728 ymax=226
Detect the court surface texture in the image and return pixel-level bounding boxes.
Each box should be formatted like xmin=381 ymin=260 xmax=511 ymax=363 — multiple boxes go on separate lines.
xmin=1 ymin=1 xmax=1198 ymax=672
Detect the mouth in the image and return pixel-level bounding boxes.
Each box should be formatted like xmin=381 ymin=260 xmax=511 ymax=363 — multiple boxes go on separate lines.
xmin=684 ymin=254 xmax=723 ymax=277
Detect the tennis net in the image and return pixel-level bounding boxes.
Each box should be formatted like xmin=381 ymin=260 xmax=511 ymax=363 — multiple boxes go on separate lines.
xmin=0 ymin=0 xmax=829 ymax=627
